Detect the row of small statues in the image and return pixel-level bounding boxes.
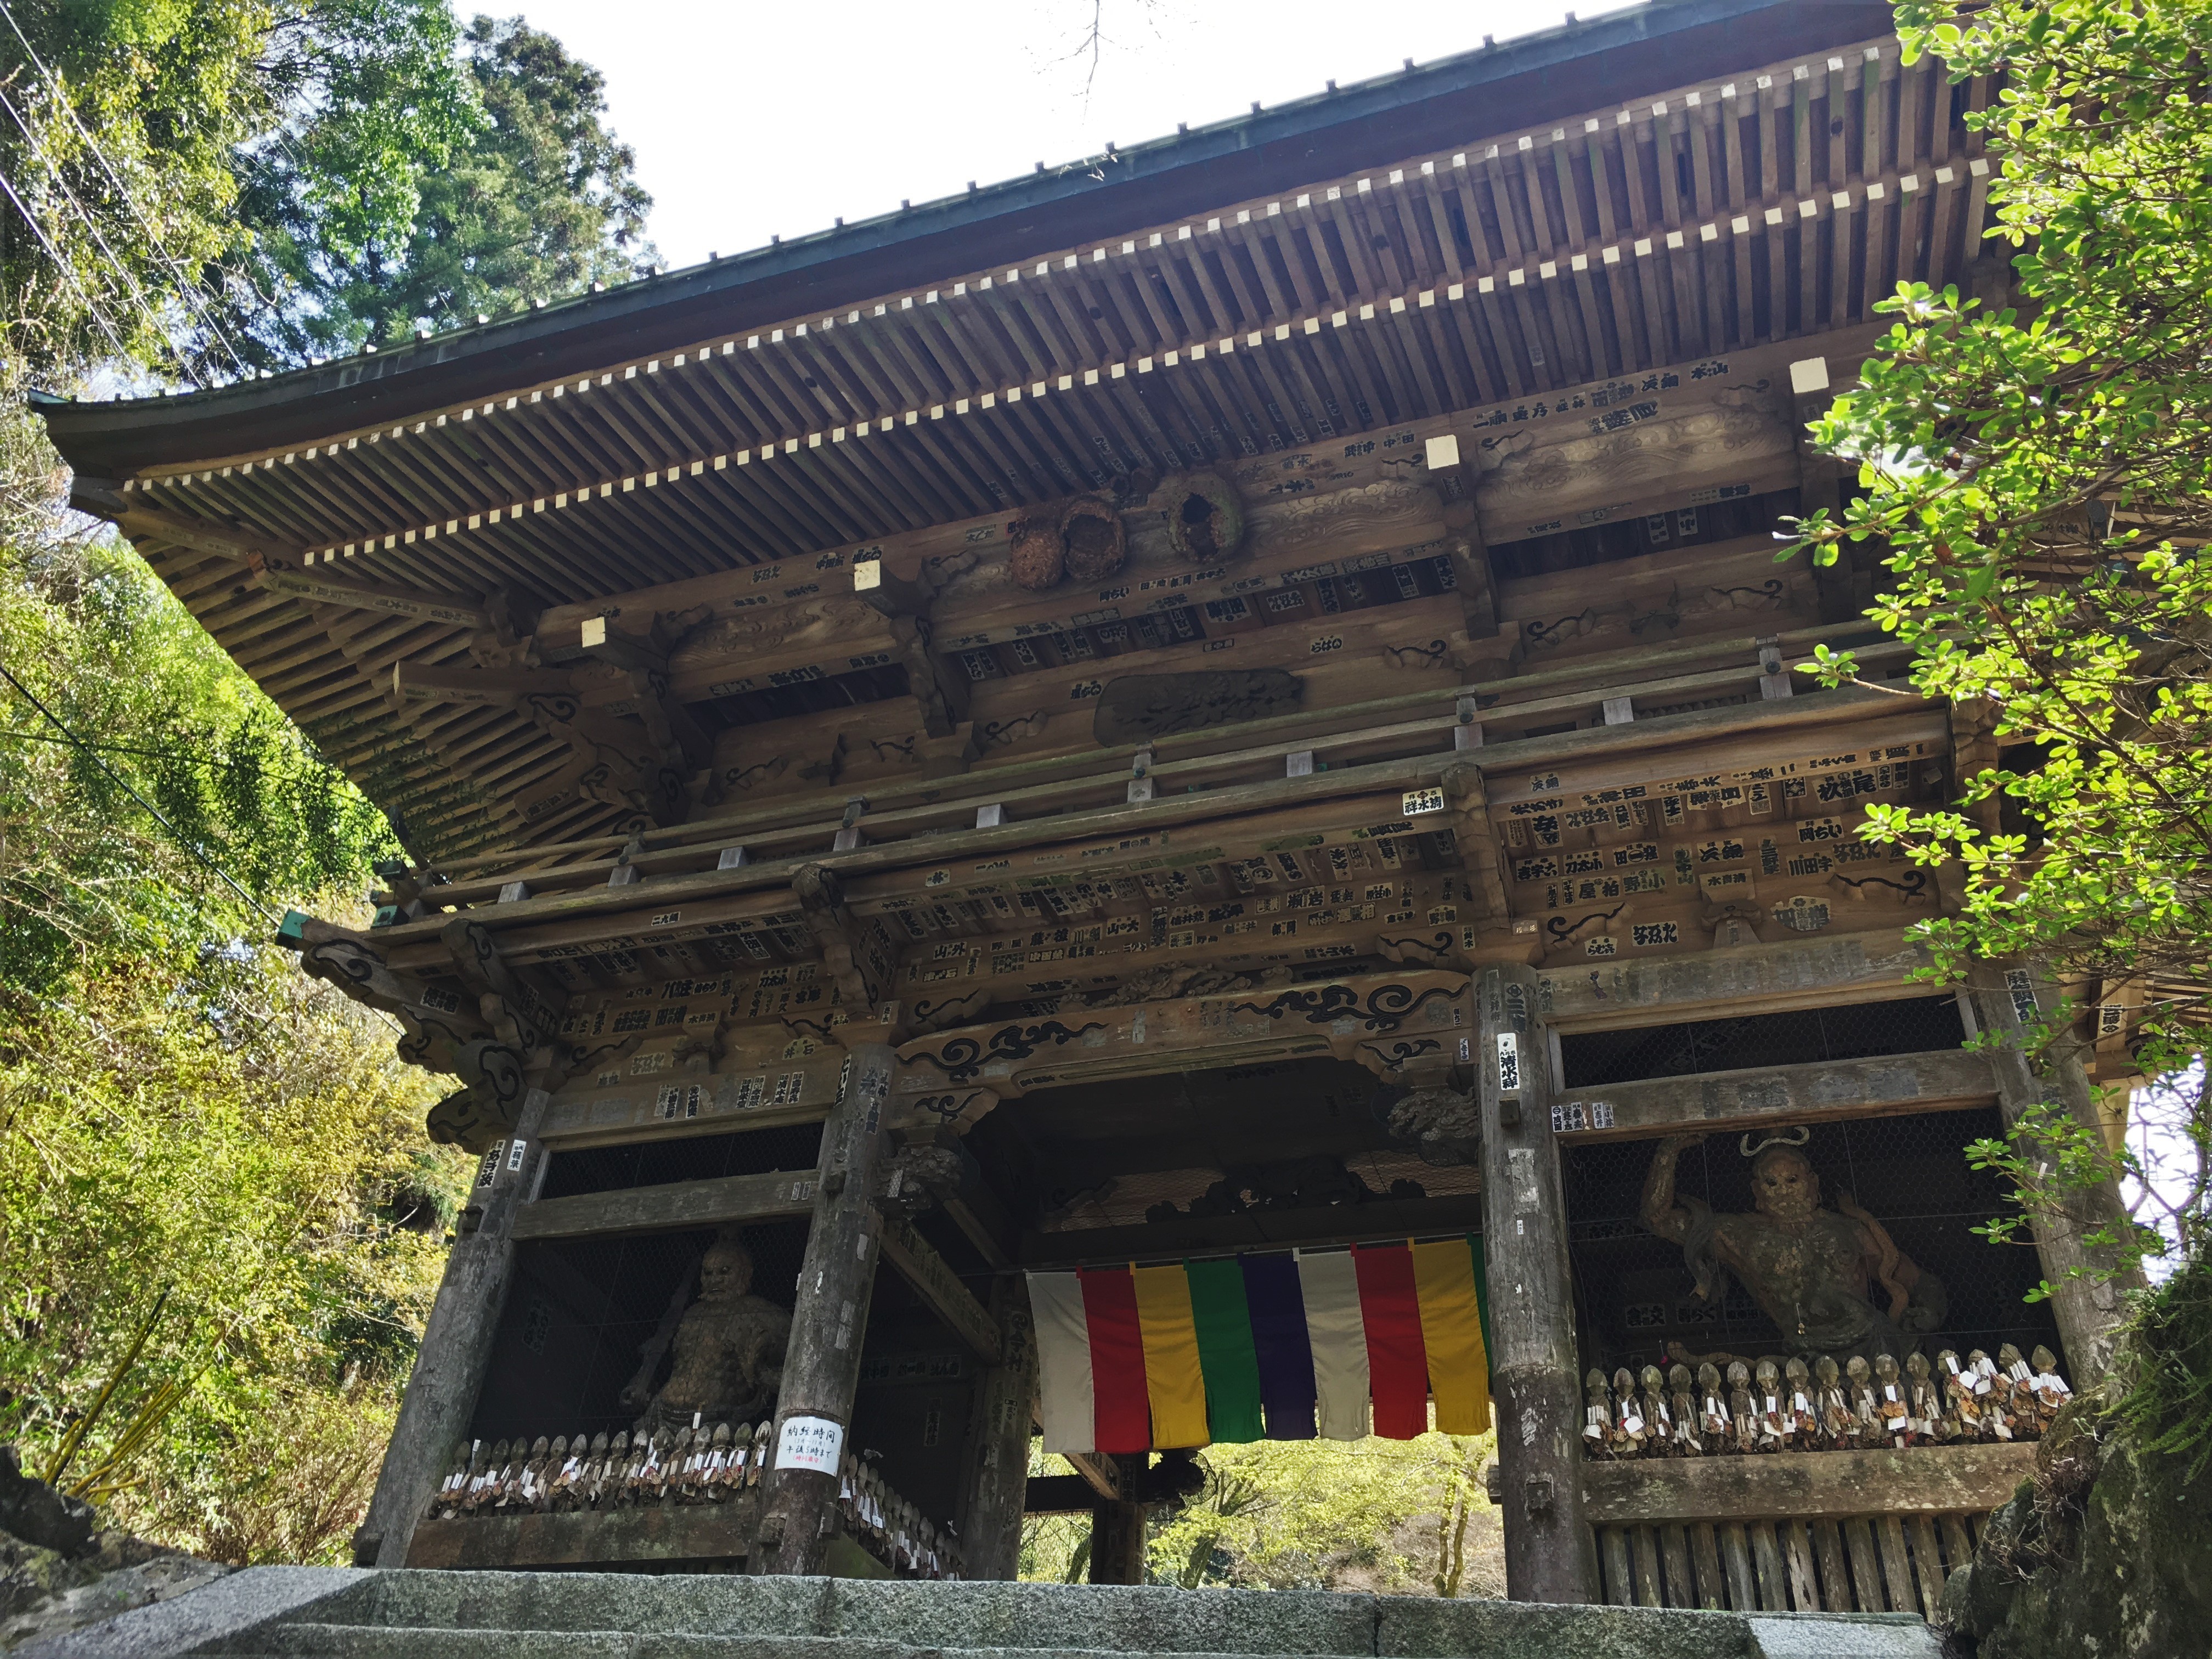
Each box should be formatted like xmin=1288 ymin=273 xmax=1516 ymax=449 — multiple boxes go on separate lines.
xmin=1583 ymin=1344 xmax=2072 ymax=1459
xmin=833 ymin=1452 xmax=961 ymax=1579
xmin=430 ymin=1422 xmax=772 ymax=1516
xmin=424 ymin=1424 xmax=963 ymax=1579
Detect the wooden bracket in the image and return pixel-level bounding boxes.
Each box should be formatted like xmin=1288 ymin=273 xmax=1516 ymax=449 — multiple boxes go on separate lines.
xmin=440 ymin=917 xmax=566 ymax=1049
xmin=792 ymin=863 xmax=900 ymax=1020
xmin=1060 ymin=1449 xmax=1122 ymax=1503
xmin=392 ymin=662 xmax=574 ymax=707
xmin=577 ymin=616 xmax=715 ymax=770
xmin=1441 ymin=760 xmax=1511 ymax=923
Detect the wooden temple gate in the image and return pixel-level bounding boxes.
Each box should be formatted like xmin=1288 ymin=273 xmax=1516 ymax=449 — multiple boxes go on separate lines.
xmin=38 ymin=0 xmax=2140 ymax=1609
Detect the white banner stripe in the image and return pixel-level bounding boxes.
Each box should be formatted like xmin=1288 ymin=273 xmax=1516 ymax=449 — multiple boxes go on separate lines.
xmin=1297 ymin=1251 xmax=1371 ymax=1441
xmin=1027 ymin=1271 xmax=1097 ymax=1454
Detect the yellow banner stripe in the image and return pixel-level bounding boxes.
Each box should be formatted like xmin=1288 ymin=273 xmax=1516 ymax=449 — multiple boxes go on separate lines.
xmin=1131 ymin=1263 xmax=1211 ymax=1449
xmin=1411 ymin=1238 xmax=1492 ymax=1437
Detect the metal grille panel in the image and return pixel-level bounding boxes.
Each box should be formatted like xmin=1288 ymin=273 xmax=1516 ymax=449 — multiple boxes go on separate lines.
xmin=1560 ymin=996 xmax=1967 ymax=1088
xmin=1564 ymin=1107 xmax=2065 ymax=1379
xmin=539 ymin=1122 xmax=825 ymax=1201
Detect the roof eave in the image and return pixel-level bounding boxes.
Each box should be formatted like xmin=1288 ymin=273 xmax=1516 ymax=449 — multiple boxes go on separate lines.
xmin=40 ymin=0 xmax=1892 ymax=479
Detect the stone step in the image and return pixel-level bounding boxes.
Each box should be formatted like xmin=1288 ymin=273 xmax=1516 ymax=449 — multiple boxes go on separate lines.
xmin=204 ymin=1610 xmax=1944 ymax=1659
xmin=206 ymin=1628 xmax=1464 ymax=1659
xmin=19 ymin=1566 xmax=1946 ymax=1659
xmin=288 ymin=1572 xmax=1771 ymax=1658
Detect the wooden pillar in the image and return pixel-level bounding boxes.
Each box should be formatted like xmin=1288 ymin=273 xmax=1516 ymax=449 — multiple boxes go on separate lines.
xmin=353 ymin=1088 xmax=551 ymax=1567
xmin=1478 ymin=965 xmax=1602 ymax=1604
xmin=1088 ymin=1462 xmax=1148 ymax=1586
xmin=1967 ymin=961 xmax=2143 ymax=1376
xmin=955 ymin=1276 xmax=1037 ymax=1580
xmin=757 ymin=1041 xmax=898 ymax=1576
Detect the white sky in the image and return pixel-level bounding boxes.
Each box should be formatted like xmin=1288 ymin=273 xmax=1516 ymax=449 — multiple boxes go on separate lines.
xmin=507 ymin=0 xmax=1644 ymax=272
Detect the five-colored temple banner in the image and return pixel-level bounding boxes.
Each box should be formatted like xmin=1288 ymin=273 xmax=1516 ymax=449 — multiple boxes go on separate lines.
xmin=1027 ymin=1239 xmax=1491 ymax=1455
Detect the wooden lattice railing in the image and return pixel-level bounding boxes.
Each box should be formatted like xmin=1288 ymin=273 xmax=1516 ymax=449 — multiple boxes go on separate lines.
xmin=1582 ymin=1442 xmax=2033 ymax=1618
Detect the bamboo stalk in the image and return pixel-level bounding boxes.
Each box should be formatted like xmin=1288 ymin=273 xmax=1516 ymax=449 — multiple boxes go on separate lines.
xmin=43 ymin=1289 xmax=168 ymax=1487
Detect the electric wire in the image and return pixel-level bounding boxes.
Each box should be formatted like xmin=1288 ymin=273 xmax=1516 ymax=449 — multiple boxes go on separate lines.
xmin=0 ymin=158 xmax=130 ymax=359
xmin=0 ymin=82 xmax=210 ymax=386
xmin=0 ymin=660 xmax=276 ymax=921
xmin=0 ymin=725 xmax=323 ymax=770
xmin=0 ymin=0 xmax=256 ymax=378
xmin=0 ymin=679 xmax=411 ymax=1040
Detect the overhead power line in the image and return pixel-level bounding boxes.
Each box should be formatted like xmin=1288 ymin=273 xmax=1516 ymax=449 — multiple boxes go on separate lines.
xmin=0 ymin=724 xmax=332 ymax=775
xmin=0 ymin=159 xmax=131 ymax=359
xmin=0 ymin=0 xmax=255 ymax=377
xmin=0 ymin=661 xmax=276 ymax=921
xmin=0 ymin=83 xmax=210 ymax=385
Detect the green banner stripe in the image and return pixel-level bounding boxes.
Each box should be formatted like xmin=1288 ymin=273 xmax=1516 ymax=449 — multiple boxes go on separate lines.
xmin=1184 ymin=1257 xmax=1266 ymax=1443
xmin=1468 ymin=1234 xmax=1494 ymax=1374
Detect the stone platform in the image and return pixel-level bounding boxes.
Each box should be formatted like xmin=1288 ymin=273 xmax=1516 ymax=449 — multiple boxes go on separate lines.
xmin=14 ymin=1568 xmax=1945 ymax=1659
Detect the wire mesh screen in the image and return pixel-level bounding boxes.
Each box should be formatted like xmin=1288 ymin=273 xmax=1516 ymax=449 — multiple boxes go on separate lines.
xmin=470 ymin=1219 xmax=811 ymax=1446
xmin=1564 ymin=1106 xmax=2066 ymax=1379
xmin=1559 ymin=996 xmax=1968 ymax=1088
xmin=538 ymin=1121 xmax=825 ymax=1200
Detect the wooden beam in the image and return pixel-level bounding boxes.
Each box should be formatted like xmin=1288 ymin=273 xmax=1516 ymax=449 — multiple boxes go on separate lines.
xmin=1581 ymin=1442 xmax=2036 ymax=1525
xmin=261 ymin=565 xmax=493 ymax=631
xmin=354 ymin=1088 xmax=553 ymax=1567
xmin=1537 ymin=930 xmax=1935 ymax=1029
xmin=510 ymin=1169 xmax=817 ymax=1242
xmin=408 ymin=1495 xmax=761 ymax=1569
xmin=77 ymin=478 xmax=492 ymax=633
xmin=955 ymin=1277 xmax=1036 ymax=1579
xmin=72 ymin=476 xmax=308 ymax=572
xmin=1017 ymin=1194 xmax=1486 ymax=1268
xmin=1550 ymin=1048 xmax=1997 ymax=1142
xmin=1060 ymin=1449 xmax=1121 ymax=1502
xmin=393 ymin=661 xmax=574 ymax=707
xmin=1023 ymin=1474 xmax=1101 ymax=1515
xmin=878 ymin=1211 xmax=1001 ymax=1365
xmin=1968 ymin=961 xmax=2142 ymax=1377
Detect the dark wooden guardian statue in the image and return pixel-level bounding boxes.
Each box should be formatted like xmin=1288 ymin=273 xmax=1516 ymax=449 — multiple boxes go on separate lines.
xmin=1639 ymin=1128 xmax=1947 ymax=1362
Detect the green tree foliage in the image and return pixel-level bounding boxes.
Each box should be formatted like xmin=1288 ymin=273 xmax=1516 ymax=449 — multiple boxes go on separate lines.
xmin=1019 ymin=1433 xmax=1503 ymax=1595
xmin=0 ymin=0 xmax=646 ymax=1565
xmin=1789 ymin=0 xmax=2211 ymax=1286
xmin=226 ymin=8 xmax=654 ymax=363
xmin=2 ymin=1 xmax=654 ymax=384
xmin=0 ymin=0 xmax=274 ymax=380
xmin=0 ymin=933 xmax=460 ymax=1560
xmin=0 ymin=393 xmax=395 ymax=995
xmin=0 ymin=383 xmax=460 ymax=1555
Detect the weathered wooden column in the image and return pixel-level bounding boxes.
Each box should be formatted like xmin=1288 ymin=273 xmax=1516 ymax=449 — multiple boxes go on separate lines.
xmin=1478 ymin=965 xmax=1601 ymax=1604
xmin=1088 ymin=1462 xmax=1149 ymax=1586
xmin=757 ymin=1041 xmax=898 ymax=1575
xmin=955 ymin=1276 xmax=1037 ymax=1579
xmin=353 ymin=1088 xmax=550 ymax=1567
xmin=1968 ymin=961 xmax=2145 ymax=1376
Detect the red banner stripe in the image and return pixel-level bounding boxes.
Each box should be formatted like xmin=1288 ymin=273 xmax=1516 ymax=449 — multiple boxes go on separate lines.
xmin=1352 ymin=1243 xmax=1430 ymax=1440
xmin=1079 ymin=1266 xmax=1153 ymax=1454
